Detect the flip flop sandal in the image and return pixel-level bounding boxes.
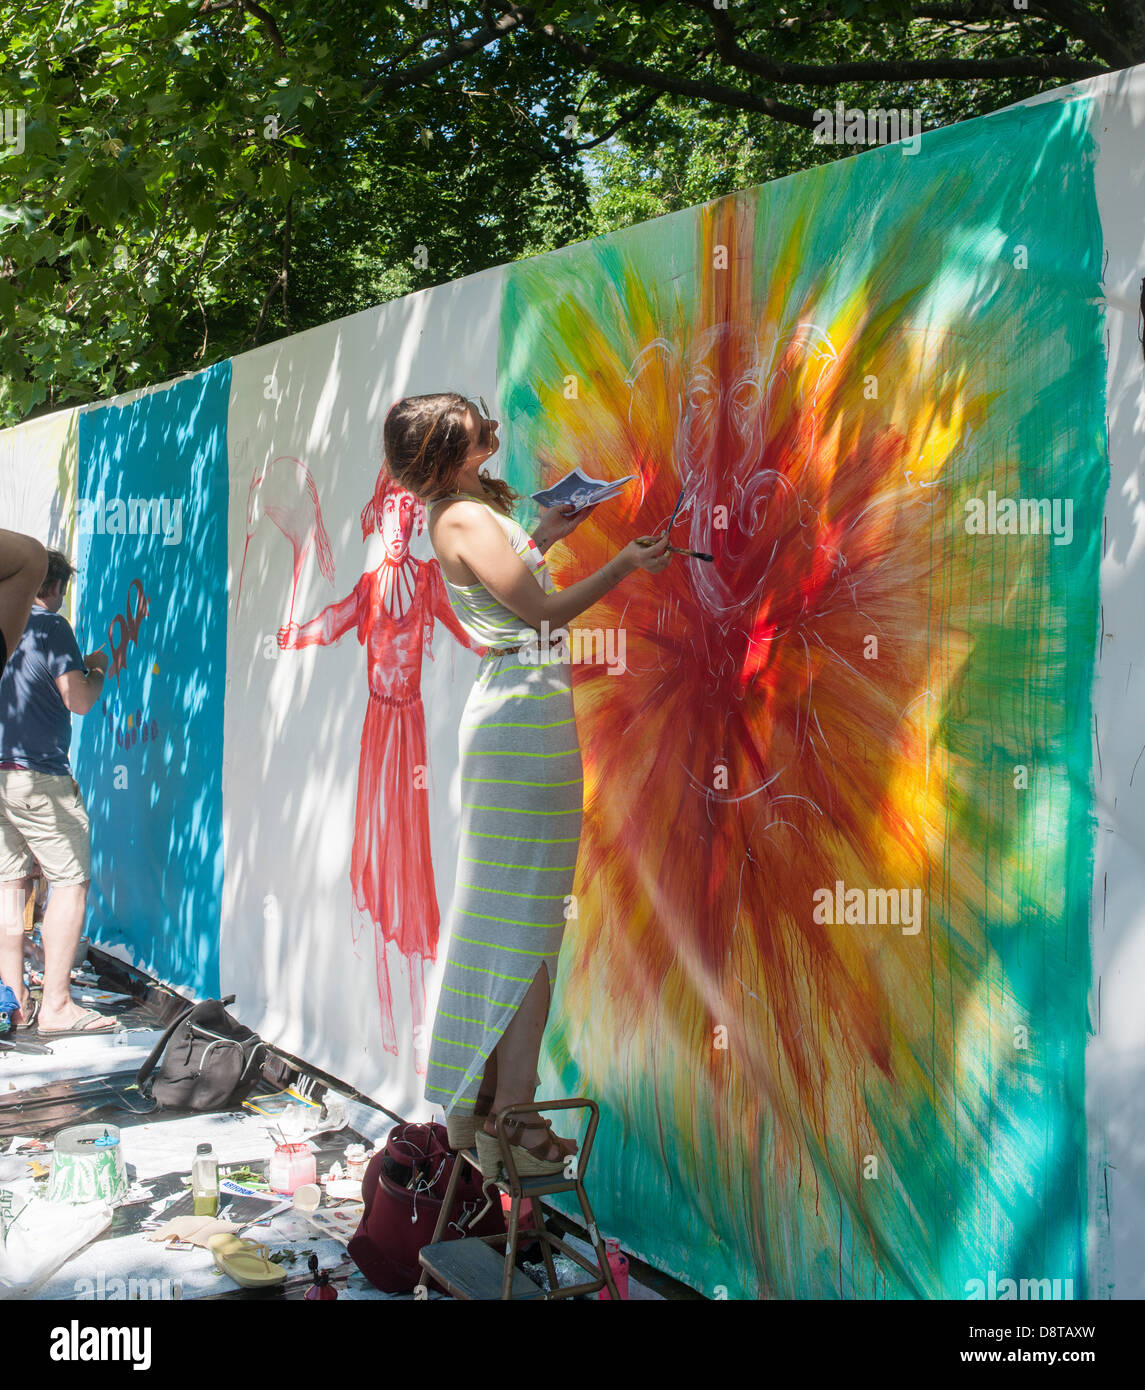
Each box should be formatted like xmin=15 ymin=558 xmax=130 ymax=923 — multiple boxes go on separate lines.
xmin=207 ymin=1233 xmax=287 ymax=1288
xmin=14 ymin=997 xmax=40 ymax=1031
xmin=37 ymin=1008 xmax=121 ymax=1037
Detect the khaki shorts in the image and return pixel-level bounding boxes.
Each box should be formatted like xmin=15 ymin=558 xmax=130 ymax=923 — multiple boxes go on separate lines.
xmin=0 ymin=769 xmax=92 ymax=886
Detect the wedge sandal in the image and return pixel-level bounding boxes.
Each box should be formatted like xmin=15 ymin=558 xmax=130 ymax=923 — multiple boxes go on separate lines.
xmin=475 ymin=1113 xmax=577 ymax=1180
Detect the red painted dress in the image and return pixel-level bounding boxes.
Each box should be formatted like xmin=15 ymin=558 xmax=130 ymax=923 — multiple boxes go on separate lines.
xmin=348 ymin=559 xmax=473 ymax=960
xmin=288 ymin=556 xmax=478 ymax=1049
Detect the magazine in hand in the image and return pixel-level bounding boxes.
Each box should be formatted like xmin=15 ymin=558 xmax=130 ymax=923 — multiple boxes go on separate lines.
xmin=532 ymin=466 xmax=636 ymax=513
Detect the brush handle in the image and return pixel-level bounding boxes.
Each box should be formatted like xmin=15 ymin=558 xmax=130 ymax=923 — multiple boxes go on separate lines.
xmin=636 ymin=538 xmax=713 ymax=561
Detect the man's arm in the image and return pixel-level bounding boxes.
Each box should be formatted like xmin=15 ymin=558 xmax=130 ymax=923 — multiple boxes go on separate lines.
xmin=47 ymin=617 xmax=107 ymax=715
xmin=279 ymin=584 xmax=362 ymax=650
xmin=56 ymin=652 xmax=107 ymax=715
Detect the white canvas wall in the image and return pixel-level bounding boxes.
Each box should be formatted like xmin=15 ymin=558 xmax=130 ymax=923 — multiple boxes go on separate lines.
xmin=1065 ymin=64 xmax=1145 ymax=1301
xmin=220 ymin=269 xmax=501 ymax=1115
xmin=0 ymin=407 xmax=77 ymax=554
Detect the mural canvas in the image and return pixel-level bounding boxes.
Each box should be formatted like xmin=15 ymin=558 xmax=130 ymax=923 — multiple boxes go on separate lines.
xmin=4 ymin=66 xmax=1145 ymax=1299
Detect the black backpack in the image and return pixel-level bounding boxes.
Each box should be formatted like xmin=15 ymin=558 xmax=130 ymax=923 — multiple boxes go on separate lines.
xmin=135 ymin=994 xmax=291 ymax=1111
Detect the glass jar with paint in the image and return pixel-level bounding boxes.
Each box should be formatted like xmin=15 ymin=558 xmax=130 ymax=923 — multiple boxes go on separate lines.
xmin=269 ymin=1142 xmax=317 ymax=1194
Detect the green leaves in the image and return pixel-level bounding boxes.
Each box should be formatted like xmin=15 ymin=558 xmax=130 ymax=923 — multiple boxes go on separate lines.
xmin=83 ymin=164 xmax=147 ymax=226
xmin=257 ymin=161 xmax=307 ymax=200
xmin=267 ymin=85 xmax=318 ymax=122
xmin=0 ymin=204 xmax=39 ymax=233
xmin=0 ymin=0 xmax=1068 ymax=430
xmin=186 ymin=199 xmax=218 ymax=235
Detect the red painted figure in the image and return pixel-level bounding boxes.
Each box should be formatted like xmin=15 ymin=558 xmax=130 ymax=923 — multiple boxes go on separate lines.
xmin=278 ymin=473 xmax=483 ymax=1063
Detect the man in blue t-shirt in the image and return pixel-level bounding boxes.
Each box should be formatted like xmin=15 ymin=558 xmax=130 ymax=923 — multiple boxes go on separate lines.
xmin=0 ymin=549 xmax=117 ymax=1036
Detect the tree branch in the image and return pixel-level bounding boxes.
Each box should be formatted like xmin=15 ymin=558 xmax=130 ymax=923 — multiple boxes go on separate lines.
xmin=1029 ymin=0 xmax=1140 ymax=65
xmin=197 ymin=0 xmax=287 ymax=57
xmin=362 ymin=6 xmax=530 ymax=100
xmin=570 ymin=86 xmax=670 ymax=152
xmin=515 ymin=8 xmax=821 ymax=132
xmin=564 ymin=44 xmax=718 ymax=154
xmin=691 ymin=0 xmax=1109 ymax=82
xmin=252 ymin=193 xmax=291 ymax=345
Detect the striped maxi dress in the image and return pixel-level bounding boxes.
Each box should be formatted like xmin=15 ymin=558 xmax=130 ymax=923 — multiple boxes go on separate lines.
xmin=423 ymin=496 xmax=583 ymax=1122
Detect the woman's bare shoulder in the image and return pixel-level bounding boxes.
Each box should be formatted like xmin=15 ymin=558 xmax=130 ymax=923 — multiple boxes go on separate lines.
xmin=431 ymin=497 xmax=508 ymax=541
xmin=433 ymin=496 xmax=488 ymax=521
xmin=429 ymin=499 xmax=513 ymax=585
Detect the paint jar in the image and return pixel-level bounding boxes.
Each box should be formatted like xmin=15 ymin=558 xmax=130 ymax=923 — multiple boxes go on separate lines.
xmin=343 ymin=1144 xmax=368 ymax=1183
xmin=597 ymin=1237 xmax=629 ymax=1300
xmin=269 ymin=1142 xmax=317 ymax=1194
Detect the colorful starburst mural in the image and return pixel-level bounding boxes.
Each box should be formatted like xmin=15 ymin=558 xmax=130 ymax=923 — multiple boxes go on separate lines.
xmin=500 ymin=96 xmax=1105 ymax=1298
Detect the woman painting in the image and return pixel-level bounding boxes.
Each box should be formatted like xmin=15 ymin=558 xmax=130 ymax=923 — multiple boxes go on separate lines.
xmin=278 ymin=472 xmax=483 ymax=1063
xmin=383 ymin=392 xmax=672 ymax=1177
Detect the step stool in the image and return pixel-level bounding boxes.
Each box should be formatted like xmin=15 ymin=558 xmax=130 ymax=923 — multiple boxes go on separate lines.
xmin=418 ymin=1098 xmax=620 ymax=1301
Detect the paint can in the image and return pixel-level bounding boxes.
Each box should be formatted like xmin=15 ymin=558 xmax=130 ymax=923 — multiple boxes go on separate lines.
xmin=47 ymin=1124 xmax=128 ymax=1206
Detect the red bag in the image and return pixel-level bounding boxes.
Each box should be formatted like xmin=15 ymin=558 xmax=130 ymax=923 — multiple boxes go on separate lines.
xmin=348 ymin=1121 xmax=505 ymax=1294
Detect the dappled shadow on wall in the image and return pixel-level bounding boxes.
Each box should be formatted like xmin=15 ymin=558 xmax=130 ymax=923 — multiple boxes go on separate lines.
xmin=72 ymin=363 xmax=232 ymax=1000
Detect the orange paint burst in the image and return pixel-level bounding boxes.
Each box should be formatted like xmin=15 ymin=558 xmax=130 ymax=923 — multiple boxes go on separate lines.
xmin=520 ymin=192 xmax=1023 ymax=1293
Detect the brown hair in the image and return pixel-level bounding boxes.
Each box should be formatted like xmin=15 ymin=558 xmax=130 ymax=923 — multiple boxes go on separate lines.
xmin=38 ymin=548 xmax=75 ymax=599
xmin=381 ymin=392 xmax=518 ymax=516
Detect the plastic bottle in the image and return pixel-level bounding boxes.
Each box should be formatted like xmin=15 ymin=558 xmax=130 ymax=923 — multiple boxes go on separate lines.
xmin=192 ymin=1142 xmax=219 ymax=1217
xmin=597 ymin=1237 xmax=629 ymax=1300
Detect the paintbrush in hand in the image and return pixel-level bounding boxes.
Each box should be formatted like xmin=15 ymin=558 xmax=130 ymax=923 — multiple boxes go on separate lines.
xmin=636 ymin=537 xmax=714 ymax=562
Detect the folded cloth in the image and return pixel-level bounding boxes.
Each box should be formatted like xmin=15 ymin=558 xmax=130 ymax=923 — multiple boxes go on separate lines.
xmin=145 ymin=1215 xmax=241 ymax=1247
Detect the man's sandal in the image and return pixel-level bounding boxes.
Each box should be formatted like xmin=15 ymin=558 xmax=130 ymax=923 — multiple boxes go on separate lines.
xmin=474 ymin=1113 xmax=578 ymax=1180
xmin=36 ymin=1008 xmax=120 ymax=1037
xmin=14 ymin=996 xmax=39 ymax=1031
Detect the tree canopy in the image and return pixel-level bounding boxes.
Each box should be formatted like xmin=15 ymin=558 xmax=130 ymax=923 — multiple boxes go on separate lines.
xmin=0 ymin=1 xmax=1130 ymax=427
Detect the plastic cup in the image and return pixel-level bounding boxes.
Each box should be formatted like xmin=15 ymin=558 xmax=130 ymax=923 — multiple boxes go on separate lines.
xmin=293 ymin=1183 xmax=321 ymax=1213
